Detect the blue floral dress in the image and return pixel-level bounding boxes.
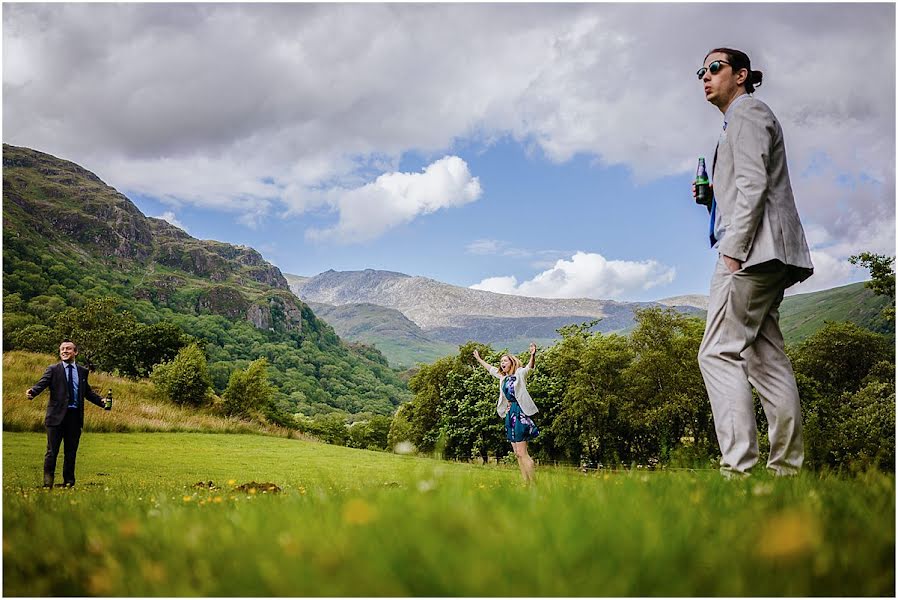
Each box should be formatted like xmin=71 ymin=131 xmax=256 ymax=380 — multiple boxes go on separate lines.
xmin=503 ymin=375 xmax=539 ymax=443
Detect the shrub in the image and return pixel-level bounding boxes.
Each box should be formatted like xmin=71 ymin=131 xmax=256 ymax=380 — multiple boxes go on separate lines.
xmin=151 ymin=343 xmax=212 ymax=406
xmin=348 ymin=415 xmax=392 ymax=451
xmin=221 ymin=358 xmax=274 ymax=417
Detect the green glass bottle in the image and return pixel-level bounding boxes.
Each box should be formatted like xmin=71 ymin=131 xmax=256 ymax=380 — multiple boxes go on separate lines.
xmin=695 ymin=157 xmax=711 ymax=207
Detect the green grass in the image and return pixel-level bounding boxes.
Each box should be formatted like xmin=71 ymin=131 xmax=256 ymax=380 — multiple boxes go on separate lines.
xmin=780 ymin=281 xmax=892 ymax=343
xmin=4 ymin=431 xmax=894 ymax=596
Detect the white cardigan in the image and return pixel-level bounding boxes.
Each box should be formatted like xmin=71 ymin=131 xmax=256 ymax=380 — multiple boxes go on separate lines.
xmin=489 ymin=365 xmax=539 ymax=417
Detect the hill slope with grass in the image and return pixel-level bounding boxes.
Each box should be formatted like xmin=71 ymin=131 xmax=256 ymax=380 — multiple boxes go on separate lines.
xmin=2 ymin=145 xmax=410 ymax=417
xmin=780 ymin=281 xmax=893 ymax=343
xmin=3 ymin=351 xmax=298 ymax=436
xmin=304 ymin=301 xmax=456 ymax=368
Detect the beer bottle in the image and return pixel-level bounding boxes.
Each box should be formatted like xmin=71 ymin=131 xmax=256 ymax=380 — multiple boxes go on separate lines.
xmin=104 ymin=389 xmax=113 ymax=411
xmin=695 ymin=157 xmax=711 ymax=207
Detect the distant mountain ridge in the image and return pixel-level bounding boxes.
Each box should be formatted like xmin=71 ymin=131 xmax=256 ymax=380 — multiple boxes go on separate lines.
xmin=287 ymin=269 xmax=891 ymax=366
xmin=291 ymin=268 xmax=702 ymax=327
xmin=287 ymin=269 xmax=704 ymax=363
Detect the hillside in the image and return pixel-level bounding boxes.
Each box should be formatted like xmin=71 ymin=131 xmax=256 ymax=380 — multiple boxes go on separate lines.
xmin=305 ymin=301 xmax=456 ymax=368
xmin=2 ymin=144 xmax=410 ymax=417
xmin=779 ymin=281 xmax=893 ymax=343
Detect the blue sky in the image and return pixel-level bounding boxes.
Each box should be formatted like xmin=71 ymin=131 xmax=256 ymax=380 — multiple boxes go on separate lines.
xmin=128 ymin=139 xmax=715 ymax=301
xmin=4 ymin=4 xmax=895 ymax=302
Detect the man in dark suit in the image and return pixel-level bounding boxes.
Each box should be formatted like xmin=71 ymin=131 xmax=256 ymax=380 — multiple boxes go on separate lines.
xmin=26 ymin=340 xmax=109 ymax=488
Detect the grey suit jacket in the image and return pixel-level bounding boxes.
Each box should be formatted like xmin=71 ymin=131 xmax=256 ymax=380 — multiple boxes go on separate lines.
xmin=713 ymin=96 xmax=813 ymax=287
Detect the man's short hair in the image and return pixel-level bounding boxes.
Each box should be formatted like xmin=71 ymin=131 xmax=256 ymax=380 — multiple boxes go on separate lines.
xmin=60 ymin=339 xmax=78 ymax=351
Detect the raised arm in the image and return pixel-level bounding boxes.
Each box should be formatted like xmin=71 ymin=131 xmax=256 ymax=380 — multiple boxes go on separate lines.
xmin=527 ymin=343 xmax=536 ymax=369
xmin=472 ymin=349 xmax=494 ymax=372
xmin=26 ymin=365 xmax=54 ymax=399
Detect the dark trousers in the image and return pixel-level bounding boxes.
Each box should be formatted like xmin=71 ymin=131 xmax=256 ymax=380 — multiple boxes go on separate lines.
xmin=44 ymin=409 xmax=81 ymax=486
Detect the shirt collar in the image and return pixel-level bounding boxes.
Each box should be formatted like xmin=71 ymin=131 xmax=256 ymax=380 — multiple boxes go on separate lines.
xmin=723 ymin=92 xmax=752 ymax=130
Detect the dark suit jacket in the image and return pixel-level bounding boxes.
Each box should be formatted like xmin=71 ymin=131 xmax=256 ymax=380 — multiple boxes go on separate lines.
xmin=29 ymin=362 xmax=105 ymax=427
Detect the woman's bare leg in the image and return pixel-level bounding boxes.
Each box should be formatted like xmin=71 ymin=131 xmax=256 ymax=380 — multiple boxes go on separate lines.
xmin=511 ymin=442 xmax=527 ymax=482
xmin=520 ymin=441 xmax=536 ymax=483
xmin=512 ymin=441 xmax=535 ymax=483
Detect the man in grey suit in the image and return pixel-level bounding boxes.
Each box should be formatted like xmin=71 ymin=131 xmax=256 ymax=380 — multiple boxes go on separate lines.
xmin=26 ymin=340 xmax=110 ymax=487
xmin=694 ymin=48 xmax=814 ymax=477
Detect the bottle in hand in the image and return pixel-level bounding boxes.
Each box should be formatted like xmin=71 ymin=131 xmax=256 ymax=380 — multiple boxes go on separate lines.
xmin=104 ymin=389 xmax=113 ymax=411
xmin=695 ymin=157 xmax=711 ymax=207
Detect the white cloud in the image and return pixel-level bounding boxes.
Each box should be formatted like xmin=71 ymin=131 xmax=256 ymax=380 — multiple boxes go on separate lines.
xmin=789 ymin=249 xmax=868 ymax=295
xmin=471 ymin=276 xmax=521 ymax=296
xmin=154 ymin=211 xmax=188 ymax=233
xmin=2 ymin=3 xmax=893 ymax=274
xmin=306 ymin=156 xmax=482 ymax=243
xmin=466 ymin=239 xmax=505 ymax=255
xmin=470 ymin=251 xmax=676 ymax=300
xmin=464 ymin=239 xmax=571 ymax=266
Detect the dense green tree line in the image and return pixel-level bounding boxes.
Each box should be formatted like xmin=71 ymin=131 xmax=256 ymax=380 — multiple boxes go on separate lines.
xmin=391 ymin=308 xmax=895 ymax=472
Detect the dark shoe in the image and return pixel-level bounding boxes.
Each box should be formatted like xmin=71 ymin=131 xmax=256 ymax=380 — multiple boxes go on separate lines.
xmin=63 ymin=481 xmax=75 ymax=488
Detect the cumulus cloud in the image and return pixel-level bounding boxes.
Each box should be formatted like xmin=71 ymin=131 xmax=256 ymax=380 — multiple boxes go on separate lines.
xmin=306 ymin=156 xmax=481 ymax=243
xmin=154 ymin=211 xmax=188 ymax=233
xmin=2 ymin=3 xmax=893 ymax=271
xmin=470 ymin=251 xmax=676 ymax=300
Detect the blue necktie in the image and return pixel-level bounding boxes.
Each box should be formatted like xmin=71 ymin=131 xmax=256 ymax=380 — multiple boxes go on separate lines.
xmin=709 ymin=144 xmax=718 ymax=247
xmin=67 ymin=364 xmax=77 ymax=408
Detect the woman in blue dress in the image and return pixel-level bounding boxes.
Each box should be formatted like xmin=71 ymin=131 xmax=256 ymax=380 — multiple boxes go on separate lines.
xmin=473 ymin=343 xmax=539 ymax=483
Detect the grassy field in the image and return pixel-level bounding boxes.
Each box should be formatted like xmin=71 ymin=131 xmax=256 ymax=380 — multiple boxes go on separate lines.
xmin=3 ymin=431 xmax=894 ymax=596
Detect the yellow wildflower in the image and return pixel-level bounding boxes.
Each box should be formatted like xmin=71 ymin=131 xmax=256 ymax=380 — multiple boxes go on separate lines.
xmin=343 ymin=498 xmax=377 ymax=525
xmin=757 ymin=509 xmax=821 ymax=560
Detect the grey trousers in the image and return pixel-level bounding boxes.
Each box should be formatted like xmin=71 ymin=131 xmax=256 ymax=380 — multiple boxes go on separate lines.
xmin=698 ymin=256 xmax=804 ymax=476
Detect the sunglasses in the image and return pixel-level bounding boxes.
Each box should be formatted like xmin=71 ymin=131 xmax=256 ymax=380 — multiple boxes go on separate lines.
xmin=696 ymin=60 xmax=731 ymax=79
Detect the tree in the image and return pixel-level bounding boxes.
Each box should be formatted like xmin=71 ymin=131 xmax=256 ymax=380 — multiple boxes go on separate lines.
xmin=54 ymin=297 xmax=136 ymax=373
xmin=406 ymin=356 xmax=454 ymax=452
xmin=790 ymin=321 xmax=893 ymax=396
xmin=348 ymin=415 xmax=392 ymax=450
xmin=221 ymin=358 xmax=274 ymax=417
xmin=624 ymin=308 xmax=712 ymax=465
xmin=126 ymin=321 xmax=191 ymax=378
xmin=151 ymin=343 xmax=213 ymax=406
xmin=310 ymin=413 xmax=349 ymax=445
xmin=387 ymin=403 xmax=415 ymax=452
xmin=9 ymin=323 xmax=58 ymax=354
xmin=849 ymin=252 xmax=895 ymax=325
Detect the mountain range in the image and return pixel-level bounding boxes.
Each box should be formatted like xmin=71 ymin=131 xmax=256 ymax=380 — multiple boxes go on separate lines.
xmin=284 ymin=270 xmax=705 ymax=365
xmin=287 ymin=269 xmax=891 ymax=367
